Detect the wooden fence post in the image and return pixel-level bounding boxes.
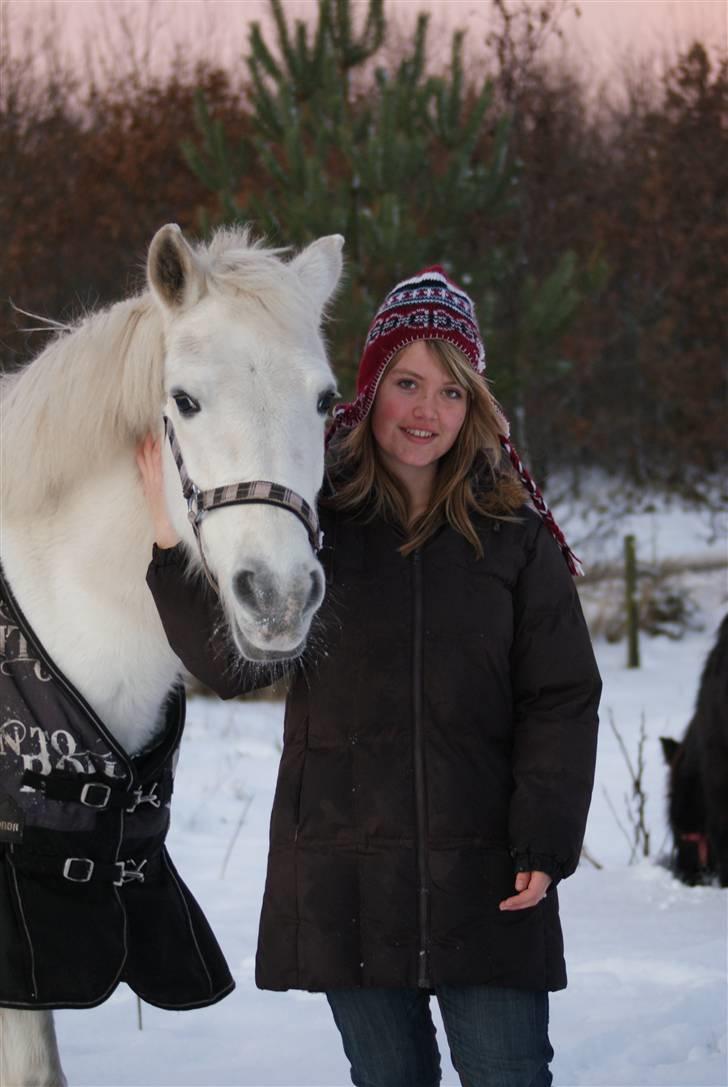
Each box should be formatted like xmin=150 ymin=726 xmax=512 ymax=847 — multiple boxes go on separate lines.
xmin=624 ymin=534 xmax=640 ymax=668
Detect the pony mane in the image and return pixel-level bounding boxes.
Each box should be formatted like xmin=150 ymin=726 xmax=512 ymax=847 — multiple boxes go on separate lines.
xmin=0 ymin=228 xmax=296 ymax=518
xmin=0 ymin=294 xmax=164 ymax=518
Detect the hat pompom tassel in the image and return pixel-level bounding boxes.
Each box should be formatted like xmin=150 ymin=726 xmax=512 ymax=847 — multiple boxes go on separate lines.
xmin=499 ymin=435 xmax=585 ymax=577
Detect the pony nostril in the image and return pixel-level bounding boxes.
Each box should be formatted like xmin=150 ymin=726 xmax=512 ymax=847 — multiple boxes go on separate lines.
xmin=233 ymin=566 xmax=277 ymax=619
xmin=234 ymin=569 xmax=257 ymax=610
xmin=307 ymin=568 xmax=324 ymax=611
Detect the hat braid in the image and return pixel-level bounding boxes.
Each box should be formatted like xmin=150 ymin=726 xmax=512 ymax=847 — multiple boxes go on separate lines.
xmin=500 ymin=436 xmax=584 ymax=577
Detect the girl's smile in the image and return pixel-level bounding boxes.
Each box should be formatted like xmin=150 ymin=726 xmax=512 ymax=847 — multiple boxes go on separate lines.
xmin=371 ymin=341 xmax=468 ymax=496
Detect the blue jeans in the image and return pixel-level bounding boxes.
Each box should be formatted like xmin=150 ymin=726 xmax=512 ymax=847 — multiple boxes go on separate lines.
xmin=326 ymin=985 xmax=553 ymax=1087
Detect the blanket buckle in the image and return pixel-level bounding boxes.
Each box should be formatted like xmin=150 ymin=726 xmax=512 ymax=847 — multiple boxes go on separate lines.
xmin=114 ymin=859 xmax=147 ymax=886
xmin=80 ymin=782 xmax=112 ymax=809
xmin=63 ymin=857 xmax=94 ymax=882
xmin=126 ymin=783 xmax=161 ymax=813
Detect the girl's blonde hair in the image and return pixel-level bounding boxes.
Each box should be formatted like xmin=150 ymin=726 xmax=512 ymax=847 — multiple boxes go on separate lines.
xmin=326 ymin=340 xmax=527 ymax=557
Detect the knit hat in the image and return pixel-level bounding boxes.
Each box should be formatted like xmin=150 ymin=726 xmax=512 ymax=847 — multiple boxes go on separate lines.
xmin=328 ymin=266 xmax=583 ymax=575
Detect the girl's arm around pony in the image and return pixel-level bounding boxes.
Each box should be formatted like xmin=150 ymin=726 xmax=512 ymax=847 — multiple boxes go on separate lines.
xmin=138 ymin=435 xmax=276 ymax=700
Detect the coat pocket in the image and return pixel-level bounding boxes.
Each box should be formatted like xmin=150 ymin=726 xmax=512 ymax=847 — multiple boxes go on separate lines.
xmin=482 ymin=848 xmax=518 ymax=902
xmin=269 ymin=719 xmax=308 ymax=844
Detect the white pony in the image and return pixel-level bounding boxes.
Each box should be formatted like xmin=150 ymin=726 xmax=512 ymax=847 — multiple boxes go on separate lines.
xmin=0 ymin=224 xmax=343 ymax=1087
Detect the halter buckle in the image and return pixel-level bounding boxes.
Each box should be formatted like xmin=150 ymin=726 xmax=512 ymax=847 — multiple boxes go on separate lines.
xmin=187 ymin=484 xmax=203 ymax=526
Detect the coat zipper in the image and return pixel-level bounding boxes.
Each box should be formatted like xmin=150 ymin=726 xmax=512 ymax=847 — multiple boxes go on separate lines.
xmin=412 ymin=548 xmax=430 ymax=988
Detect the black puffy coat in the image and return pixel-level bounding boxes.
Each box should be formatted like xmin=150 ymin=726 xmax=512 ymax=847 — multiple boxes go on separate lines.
xmin=147 ymin=501 xmax=601 ymax=994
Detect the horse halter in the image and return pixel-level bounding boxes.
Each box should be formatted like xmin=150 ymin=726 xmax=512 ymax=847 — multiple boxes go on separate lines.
xmin=163 ymin=415 xmax=323 ymax=592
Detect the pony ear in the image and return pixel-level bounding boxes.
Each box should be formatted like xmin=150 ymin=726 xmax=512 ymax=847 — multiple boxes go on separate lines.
xmin=660 ymin=736 xmax=680 ymax=765
xmin=290 ymin=235 xmax=344 ymax=313
xmin=147 ymin=224 xmax=205 ymax=312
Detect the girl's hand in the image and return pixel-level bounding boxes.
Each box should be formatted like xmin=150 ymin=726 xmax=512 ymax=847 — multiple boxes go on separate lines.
xmin=499 ymin=870 xmax=552 ymax=911
xmin=136 ymin=434 xmax=180 ymax=549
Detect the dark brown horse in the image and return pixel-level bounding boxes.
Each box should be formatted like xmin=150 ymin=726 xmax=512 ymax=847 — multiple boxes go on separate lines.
xmin=661 ymin=615 xmax=728 ymax=885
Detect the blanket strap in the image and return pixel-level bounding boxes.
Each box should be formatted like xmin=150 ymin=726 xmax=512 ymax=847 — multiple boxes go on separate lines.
xmin=20 ymin=770 xmax=173 ymax=812
xmin=10 ymin=849 xmax=152 ymax=886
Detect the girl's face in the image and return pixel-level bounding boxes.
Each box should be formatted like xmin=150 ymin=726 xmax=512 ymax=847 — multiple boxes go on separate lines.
xmin=371 ymin=342 xmax=468 ymax=487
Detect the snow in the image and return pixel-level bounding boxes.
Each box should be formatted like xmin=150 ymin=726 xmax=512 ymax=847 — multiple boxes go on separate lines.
xmin=552 ymin=474 xmax=727 ymax=569
xmin=55 ymin=498 xmax=728 ymax=1087
xmin=556 ymin=866 xmax=727 ymax=1086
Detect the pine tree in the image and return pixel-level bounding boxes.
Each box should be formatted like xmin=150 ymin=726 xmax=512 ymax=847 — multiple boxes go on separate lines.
xmin=182 ymin=0 xmax=513 ymax=395
xmin=183 ymin=0 xmax=601 ymax=452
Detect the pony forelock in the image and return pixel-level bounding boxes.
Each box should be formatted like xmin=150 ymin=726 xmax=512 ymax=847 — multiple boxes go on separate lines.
xmin=194 ymin=228 xmax=316 ymax=328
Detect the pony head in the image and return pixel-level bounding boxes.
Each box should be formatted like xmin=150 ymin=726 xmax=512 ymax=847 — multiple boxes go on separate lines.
xmin=147 ymin=224 xmax=343 ymax=663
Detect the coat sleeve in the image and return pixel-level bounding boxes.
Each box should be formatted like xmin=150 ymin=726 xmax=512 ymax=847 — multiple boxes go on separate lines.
xmin=145 ymin=544 xmax=277 ymax=700
xmin=508 ymin=516 xmax=602 ymax=881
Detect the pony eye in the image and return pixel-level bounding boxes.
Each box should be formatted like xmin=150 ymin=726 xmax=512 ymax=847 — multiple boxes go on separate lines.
xmin=317 ymin=388 xmax=338 ymax=416
xmin=172 ymin=391 xmax=200 ymax=417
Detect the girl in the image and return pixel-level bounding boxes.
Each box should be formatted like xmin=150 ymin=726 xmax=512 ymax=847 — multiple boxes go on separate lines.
xmin=139 ymin=267 xmax=601 ymax=1087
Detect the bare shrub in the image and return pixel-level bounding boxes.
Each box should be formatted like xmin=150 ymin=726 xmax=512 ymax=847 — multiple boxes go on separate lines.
xmin=603 ymin=710 xmax=651 ymax=863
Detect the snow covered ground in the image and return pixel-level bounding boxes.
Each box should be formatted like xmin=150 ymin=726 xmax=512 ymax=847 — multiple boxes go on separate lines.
xmin=551 ymin=475 xmax=726 ymax=571
xmin=56 ymin=500 xmax=728 ymax=1087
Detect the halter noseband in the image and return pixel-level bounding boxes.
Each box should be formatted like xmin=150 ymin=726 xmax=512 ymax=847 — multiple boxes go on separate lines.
xmin=163 ymin=416 xmax=323 ymax=591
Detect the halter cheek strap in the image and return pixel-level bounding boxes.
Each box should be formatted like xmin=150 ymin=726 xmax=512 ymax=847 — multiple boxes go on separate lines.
xmin=163 ymin=416 xmax=324 ymax=592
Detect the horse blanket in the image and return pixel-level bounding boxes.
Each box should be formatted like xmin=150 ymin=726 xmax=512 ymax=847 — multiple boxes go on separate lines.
xmin=0 ymin=563 xmax=234 ymax=1010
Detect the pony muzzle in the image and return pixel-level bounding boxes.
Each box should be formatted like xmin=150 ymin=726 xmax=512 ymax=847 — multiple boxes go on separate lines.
xmin=229 ymin=561 xmax=324 ymax=659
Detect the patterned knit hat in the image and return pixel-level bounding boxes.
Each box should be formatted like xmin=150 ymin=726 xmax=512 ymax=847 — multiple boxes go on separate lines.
xmin=328 ymin=266 xmax=583 ymax=575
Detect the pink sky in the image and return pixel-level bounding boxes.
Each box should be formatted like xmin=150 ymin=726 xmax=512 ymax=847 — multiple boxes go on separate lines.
xmin=6 ymin=0 xmax=727 ymax=80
